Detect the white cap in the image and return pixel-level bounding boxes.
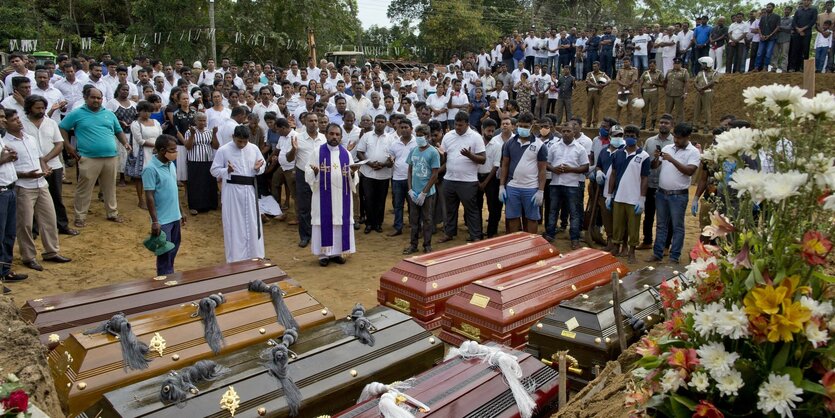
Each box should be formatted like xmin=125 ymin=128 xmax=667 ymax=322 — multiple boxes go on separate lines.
xmin=193 ymin=60 xmax=203 ymax=69
xmin=698 ymin=56 xmax=713 ymax=67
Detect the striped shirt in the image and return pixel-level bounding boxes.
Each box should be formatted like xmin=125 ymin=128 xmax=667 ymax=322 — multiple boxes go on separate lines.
xmin=185 ymin=128 xmax=215 ymax=162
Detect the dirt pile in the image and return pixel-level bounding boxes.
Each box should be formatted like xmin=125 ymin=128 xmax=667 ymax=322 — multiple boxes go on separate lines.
xmin=0 ymin=296 xmax=63 ymax=417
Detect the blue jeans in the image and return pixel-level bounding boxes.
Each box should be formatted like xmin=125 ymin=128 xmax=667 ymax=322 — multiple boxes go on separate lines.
xmin=157 ymin=220 xmax=181 ymax=275
xmin=0 ymin=189 xmax=16 ymax=276
xmin=600 ymin=53 xmax=614 ymax=76
xmin=391 ymin=179 xmax=408 ymax=232
xmin=816 ymin=47 xmax=830 ymax=72
xmin=547 ymin=56 xmax=559 ymax=74
xmin=755 ymin=39 xmax=777 ymax=70
xmin=653 ymin=192 xmax=688 ymax=262
xmin=633 ymin=55 xmax=648 ymax=73
xmin=535 ymin=56 xmax=548 ymax=68
xmin=546 ymin=185 xmax=580 ymax=240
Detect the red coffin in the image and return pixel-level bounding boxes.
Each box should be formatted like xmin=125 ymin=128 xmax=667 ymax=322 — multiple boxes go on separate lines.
xmin=331 ymin=343 xmax=559 ymax=418
xmin=378 ymin=232 xmax=557 ymax=329
xmin=438 ymin=248 xmax=627 ymax=348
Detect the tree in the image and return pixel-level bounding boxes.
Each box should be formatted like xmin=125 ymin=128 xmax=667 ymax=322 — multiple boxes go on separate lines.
xmin=420 ymin=0 xmax=500 ymax=62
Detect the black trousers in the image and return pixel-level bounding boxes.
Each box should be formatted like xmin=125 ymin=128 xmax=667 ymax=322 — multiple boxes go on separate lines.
xmin=642 ymin=187 xmax=672 ymax=247
xmin=443 ymin=180 xmax=482 ymax=240
xmin=363 ymin=177 xmax=389 ymax=228
xmin=45 ymin=167 xmax=69 ymax=231
xmin=788 ymin=32 xmax=812 ymax=71
xmin=295 ymin=169 xmax=312 ymax=241
xmin=476 ymin=173 xmax=502 ymax=238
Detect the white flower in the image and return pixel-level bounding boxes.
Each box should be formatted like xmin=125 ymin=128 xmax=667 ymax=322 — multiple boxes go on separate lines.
xmin=761 ymin=171 xmax=808 ymax=203
xmin=688 ymin=371 xmax=710 ymax=392
xmin=677 ymin=287 xmax=697 ymax=303
xmin=729 ymin=167 xmax=766 ymax=202
xmin=684 ymin=257 xmax=717 ymax=282
xmin=794 ymin=91 xmax=835 ymax=120
xmin=5 ymin=373 xmax=19 ymax=383
xmin=805 ymin=323 xmax=829 ymax=347
xmin=757 ymin=373 xmax=803 ymax=418
xmin=762 ymin=84 xmax=807 ymax=109
xmin=715 ymin=304 xmax=751 ymax=340
xmin=660 ymin=368 xmax=685 ymax=393
xmin=693 ymin=302 xmax=724 ymax=338
xmin=743 ymin=85 xmax=767 ymax=107
xmin=799 ymin=296 xmax=834 ymax=318
xmin=715 ymin=369 xmax=745 ymax=397
xmin=632 ymin=367 xmax=650 ymax=379
xmin=712 ymin=127 xmax=758 ymax=160
xmin=15 ymin=412 xmax=24 ymax=418
xmin=697 ymin=342 xmax=740 ymax=378
xmin=808 ymin=155 xmax=835 ymax=189
xmin=681 ymin=303 xmax=697 ymax=316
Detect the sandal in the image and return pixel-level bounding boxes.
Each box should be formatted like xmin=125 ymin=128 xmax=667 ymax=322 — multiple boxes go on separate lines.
xmin=106 ymin=216 xmax=124 ymax=223
xmin=74 ymin=219 xmax=86 ymax=228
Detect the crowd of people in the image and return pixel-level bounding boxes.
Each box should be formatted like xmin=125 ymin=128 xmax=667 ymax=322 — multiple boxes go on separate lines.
xmin=0 ymin=4 xmax=828 ymax=290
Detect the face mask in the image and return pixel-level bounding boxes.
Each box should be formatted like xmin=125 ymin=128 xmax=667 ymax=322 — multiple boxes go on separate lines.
xmin=540 ymin=128 xmax=551 ymax=137
xmin=599 ymin=128 xmax=609 ymax=138
xmin=517 ymin=127 xmax=531 ymax=138
xmin=625 ymin=137 xmax=638 ymax=147
xmin=416 ymin=136 xmax=428 ymax=147
xmin=611 ymin=138 xmax=625 ymax=148
xmin=165 ymin=151 xmax=178 ymax=161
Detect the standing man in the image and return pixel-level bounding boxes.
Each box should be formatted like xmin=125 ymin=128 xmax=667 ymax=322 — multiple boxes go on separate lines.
xmin=664 ymin=58 xmax=689 ymax=123
xmin=820 ymin=1 xmax=835 ymax=72
xmin=659 ymin=26 xmax=680 ymax=75
xmin=3 ymin=109 xmax=71 ymax=272
xmin=615 ymin=58 xmax=638 ymax=125
xmin=632 ymin=27 xmax=651 ymax=74
xmin=305 ymin=123 xmax=358 ymax=266
xmin=600 ymin=26 xmax=617 ymax=76
xmin=555 ymin=66 xmax=575 ymax=125
xmin=544 ymin=123 xmax=589 ymax=247
xmin=477 ymin=119 xmax=502 ymax=239
xmin=693 ymin=16 xmax=712 ymax=74
xmin=3 ymin=53 xmax=36 ymax=96
xmin=356 ymin=115 xmax=393 ymax=234
xmin=404 ymin=124 xmax=441 ymax=254
xmin=210 ymin=125 xmax=266 ymax=263
xmin=639 ymin=114 xmax=675 ymax=251
xmin=21 ymin=96 xmax=76 ymax=236
xmin=499 ymin=112 xmax=546 ymax=235
xmin=693 ymin=57 xmax=719 ymax=134
xmin=31 ymin=70 xmax=65 ymax=124
xmin=0 ymin=108 xmax=26 ymax=292
xmin=727 ymin=13 xmax=750 ymax=73
xmin=788 ymin=0 xmax=818 ymax=72
xmin=287 ymin=113 xmax=326 ymax=247
xmin=640 ymin=60 xmax=663 ymax=130
xmin=709 ymin=17 xmax=728 ymax=72
xmin=584 ymin=62 xmax=609 ymax=128
xmin=387 ymin=120 xmax=417 ymax=236
xmin=772 ymin=6 xmax=794 ymax=72
xmin=59 ymin=87 xmax=131 ymax=227
xmin=755 ymin=3 xmax=781 ymax=71
xmin=438 ymin=112 xmax=486 ymax=243
xmin=143 ymin=135 xmax=185 ymax=275
xmin=646 ymin=123 xmax=700 ymax=265
xmin=605 ymin=125 xmax=649 ymax=263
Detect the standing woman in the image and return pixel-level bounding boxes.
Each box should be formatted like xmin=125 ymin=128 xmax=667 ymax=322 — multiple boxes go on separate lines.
xmin=142 ymin=84 xmax=155 ymax=101
xmin=513 ymin=34 xmax=526 ymax=69
xmin=468 ymin=87 xmax=488 ymax=132
xmin=105 ymin=83 xmax=137 ymax=187
xmin=206 ymin=90 xmax=231 ymax=130
xmin=127 ymin=101 xmax=161 ymax=208
xmin=170 ymin=90 xmax=195 ymax=186
xmin=514 ymin=72 xmax=533 ymax=114
xmin=184 ymin=112 xmax=218 ymax=214
xmin=189 ymin=87 xmax=205 ymax=112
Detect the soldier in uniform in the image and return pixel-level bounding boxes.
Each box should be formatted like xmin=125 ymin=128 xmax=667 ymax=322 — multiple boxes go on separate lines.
xmin=693 ymin=56 xmax=719 ymax=134
xmin=663 ymin=58 xmax=689 ymax=123
xmin=615 ymin=57 xmax=639 ymax=125
xmin=584 ymin=61 xmax=610 ymax=128
xmin=639 ymin=59 xmax=663 ymax=131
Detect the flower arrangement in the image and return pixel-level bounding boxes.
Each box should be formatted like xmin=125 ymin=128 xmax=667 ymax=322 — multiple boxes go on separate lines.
xmin=0 ymin=372 xmax=30 ymax=417
xmin=628 ymin=84 xmax=835 ymax=417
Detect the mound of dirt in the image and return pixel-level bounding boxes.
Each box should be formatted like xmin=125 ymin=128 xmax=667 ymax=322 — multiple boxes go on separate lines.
xmin=0 ymin=296 xmax=63 ymax=417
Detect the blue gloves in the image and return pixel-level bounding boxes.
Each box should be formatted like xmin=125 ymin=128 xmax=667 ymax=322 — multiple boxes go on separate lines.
xmin=634 ymin=196 xmax=645 ymax=215
xmin=532 ymin=190 xmax=544 ymax=207
xmin=605 ymin=196 xmax=613 ymax=210
xmin=499 ymin=186 xmax=507 ymax=203
xmin=691 ymin=200 xmax=699 ymax=216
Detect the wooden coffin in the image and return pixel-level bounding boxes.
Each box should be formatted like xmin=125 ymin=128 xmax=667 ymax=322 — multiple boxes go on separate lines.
xmin=331 ymin=343 xmax=559 ymax=418
xmin=22 ymin=258 xmax=286 ymax=346
xmin=526 ymin=266 xmax=681 ymax=384
xmin=51 ymin=279 xmax=335 ymax=417
xmin=438 ymin=248 xmax=627 ymax=348
xmin=84 ymin=306 xmax=444 ymax=418
xmin=378 ymin=232 xmax=558 ymax=330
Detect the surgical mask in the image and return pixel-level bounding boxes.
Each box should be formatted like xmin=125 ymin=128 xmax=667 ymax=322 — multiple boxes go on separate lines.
xmin=625 ymin=136 xmax=638 ymax=147
xmin=416 ymin=136 xmax=428 ymax=147
xmin=599 ymin=128 xmax=609 ymax=138
xmin=517 ymin=127 xmax=531 ymax=137
xmin=540 ymin=128 xmax=551 ymax=137
xmin=165 ymin=150 xmax=178 ymax=161
xmin=611 ymin=137 xmax=625 ymax=148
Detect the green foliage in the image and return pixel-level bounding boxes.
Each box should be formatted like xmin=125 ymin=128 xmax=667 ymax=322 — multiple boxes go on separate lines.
xmin=420 ymin=0 xmax=501 ymax=62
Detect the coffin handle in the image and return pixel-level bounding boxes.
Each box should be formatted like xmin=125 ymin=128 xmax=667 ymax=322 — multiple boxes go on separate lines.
xmin=541 ymin=353 xmax=583 ymax=375
xmin=384 ymin=300 xmax=411 ymax=315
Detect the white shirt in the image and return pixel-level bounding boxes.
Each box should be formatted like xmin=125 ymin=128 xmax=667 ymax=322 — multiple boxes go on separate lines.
xmin=341 ymin=125 xmax=361 ymax=160
xmin=356 ymin=131 xmax=393 ymax=179
xmin=661 ymin=34 xmax=679 ymax=58
xmin=676 ymin=30 xmax=693 ymax=52
xmin=815 ymin=31 xmax=832 ymax=48
xmin=575 ymin=133 xmax=594 ymax=173
xmin=441 ymin=128 xmax=485 ymax=182
xmin=658 ymin=143 xmax=701 ymax=191
xmin=205 ymin=107 xmax=232 ymax=130
xmin=86 ymin=77 xmax=112 ymax=100
xmin=217 ymin=118 xmax=240 ymax=146
xmin=388 ymin=136 xmax=417 ymax=181
xmin=534 ymin=37 xmax=549 ymax=58
xmin=31 ymin=84 xmax=65 ymax=124
xmin=632 ymin=34 xmax=651 ymax=56
xmin=492 ymin=44 xmax=503 ymax=62
xmin=479 ymin=136 xmax=503 ymax=174
xmin=307 ymin=67 xmax=321 ymax=81
xmin=0 ymin=95 xmax=24 ymax=115
xmin=346 ymin=95 xmax=371 ymax=119
xmin=198 ymin=69 xmax=220 ymax=86
xmin=495 ymin=90 xmax=509 ymax=109
xmin=276 ymin=131 xmax=298 ymax=171
xmin=548 ymin=36 xmax=561 ymax=57
xmin=4 ymin=131 xmax=47 ymax=189
xmin=294 ymin=130 xmax=327 ymax=170
xmin=477 ymin=53 xmax=492 ymax=70
xmin=729 ymin=22 xmax=748 ymax=43
xmin=511 ymin=68 xmax=531 ymax=85
xmin=547 ymin=139 xmax=589 ymax=187
xmin=524 ymin=36 xmax=537 ymax=56
xmin=613 ymin=148 xmax=650 ymax=206
xmin=426 ymin=92 xmax=449 ymax=122
xmin=447 ymin=89 xmax=469 ymax=120
xmin=252 ymin=102 xmax=280 ymax=133
xmin=0 ymin=136 xmax=18 ymax=186
xmin=4 ymin=70 xmax=36 ymax=96
xmin=54 ymin=78 xmax=85 ymax=110
xmin=21 ymin=116 xmax=63 ymax=170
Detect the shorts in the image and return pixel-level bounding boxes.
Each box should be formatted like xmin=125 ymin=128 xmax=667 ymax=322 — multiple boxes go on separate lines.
xmin=506 ymin=185 xmax=540 ymax=220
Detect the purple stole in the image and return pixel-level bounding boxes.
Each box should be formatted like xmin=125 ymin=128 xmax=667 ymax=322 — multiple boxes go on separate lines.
xmin=318 ymin=143 xmax=351 ymax=251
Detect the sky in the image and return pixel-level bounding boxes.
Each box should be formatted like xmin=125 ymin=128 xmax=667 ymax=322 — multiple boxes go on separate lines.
xmin=357 ymin=0 xmax=394 ymax=29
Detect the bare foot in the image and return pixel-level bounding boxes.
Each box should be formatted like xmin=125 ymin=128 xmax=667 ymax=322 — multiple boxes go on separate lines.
xmin=138 ymin=202 xmax=147 ymax=210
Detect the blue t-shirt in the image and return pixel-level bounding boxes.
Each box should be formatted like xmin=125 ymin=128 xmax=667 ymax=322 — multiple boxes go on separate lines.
xmin=587 ymin=36 xmax=601 ymax=53
xmin=597 ymin=145 xmax=621 ymax=174
xmin=408 ymin=146 xmax=441 ymax=196
xmin=150 ymin=111 xmax=166 ymax=126
xmin=611 ymin=147 xmax=651 ymax=190
xmin=59 ymin=105 xmax=123 ymax=158
xmin=694 ymin=25 xmax=712 ymax=45
xmin=142 ymin=156 xmax=181 ymax=225
xmin=600 ymin=34 xmax=617 ymax=54
xmin=502 ymin=135 xmax=548 ymax=189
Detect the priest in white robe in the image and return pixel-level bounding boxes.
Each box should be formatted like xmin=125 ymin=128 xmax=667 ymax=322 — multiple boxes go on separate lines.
xmin=210 ymin=125 xmax=267 ymax=262
xmin=305 ymin=123 xmax=359 ymax=266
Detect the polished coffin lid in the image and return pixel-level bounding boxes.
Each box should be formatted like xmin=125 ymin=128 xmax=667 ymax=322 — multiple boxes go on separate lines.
xmin=88 ymin=306 xmax=444 ymax=418
xmin=378 ymin=232 xmax=557 ymax=328
xmin=51 ymin=279 xmax=335 ymax=417
xmin=527 ymin=266 xmax=678 ymax=380
xmin=331 ymin=343 xmax=559 ymax=418
xmin=22 ymin=259 xmax=286 ymax=345
xmin=439 ymin=248 xmax=627 ymax=347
